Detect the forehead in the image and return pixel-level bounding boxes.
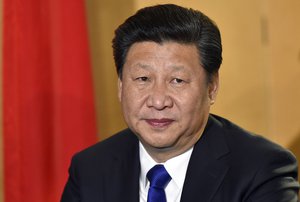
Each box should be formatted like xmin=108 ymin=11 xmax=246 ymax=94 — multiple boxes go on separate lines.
xmin=127 ymin=41 xmax=198 ymax=57
xmin=124 ymin=41 xmax=202 ymax=71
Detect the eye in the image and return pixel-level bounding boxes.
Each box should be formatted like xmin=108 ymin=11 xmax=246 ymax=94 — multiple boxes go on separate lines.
xmin=172 ymin=78 xmax=185 ymax=84
xmin=135 ymin=76 xmax=149 ymax=82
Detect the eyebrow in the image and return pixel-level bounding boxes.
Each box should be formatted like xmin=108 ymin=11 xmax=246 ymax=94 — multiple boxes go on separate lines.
xmin=171 ymin=65 xmax=185 ymax=71
xmin=134 ymin=63 xmax=186 ymax=72
xmin=136 ymin=63 xmax=153 ymax=70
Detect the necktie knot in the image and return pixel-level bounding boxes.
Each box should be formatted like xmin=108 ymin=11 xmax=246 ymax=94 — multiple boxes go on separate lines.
xmin=147 ymin=164 xmax=171 ymax=202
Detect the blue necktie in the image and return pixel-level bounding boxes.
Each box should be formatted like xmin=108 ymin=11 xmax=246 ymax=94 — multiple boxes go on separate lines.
xmin=147 ymin=164 xmax=172 ymax=202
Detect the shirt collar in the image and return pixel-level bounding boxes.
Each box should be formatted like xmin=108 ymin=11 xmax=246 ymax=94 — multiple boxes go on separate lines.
xmin=139 ymin=142 xmax=193 ymax=189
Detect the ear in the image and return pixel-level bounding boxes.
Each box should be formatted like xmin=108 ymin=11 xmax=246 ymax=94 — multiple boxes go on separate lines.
xmin=117 ymin=77 xmax=122 ymax=102
xmin=208 ymin=72 xmax=219 ymax=105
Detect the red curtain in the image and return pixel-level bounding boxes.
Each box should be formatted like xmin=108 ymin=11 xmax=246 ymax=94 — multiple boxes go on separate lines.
xmin=2 ymin=0 xmax=97 ymax=201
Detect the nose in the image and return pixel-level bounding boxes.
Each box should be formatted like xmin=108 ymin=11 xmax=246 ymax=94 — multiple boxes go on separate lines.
xmin=146 ymin=82 xmax=173 ymax=110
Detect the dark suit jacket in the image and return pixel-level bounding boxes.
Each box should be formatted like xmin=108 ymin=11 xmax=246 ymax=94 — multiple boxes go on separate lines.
xmin=61 ymin=115 xmax=299 ymax=202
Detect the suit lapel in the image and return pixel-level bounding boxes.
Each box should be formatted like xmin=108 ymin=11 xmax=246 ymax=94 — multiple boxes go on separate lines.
xmin=180 ymin=116 xmax=230 ymax=202
xmin=120 ymin=140 xmax=140 ymax=202
xmin=103 ymin=131 xmax=140 ymax=202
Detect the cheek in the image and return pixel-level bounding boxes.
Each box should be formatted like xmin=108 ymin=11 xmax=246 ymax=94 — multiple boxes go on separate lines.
xmin=121 ymin=86 xmax=146 ymax=114
xmin=179 ymin=90 xmax=210 ymax=117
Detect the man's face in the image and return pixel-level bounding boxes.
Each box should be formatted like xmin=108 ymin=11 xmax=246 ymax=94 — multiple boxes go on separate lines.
xmin=118 ymin=41 xmax=218 ymax=161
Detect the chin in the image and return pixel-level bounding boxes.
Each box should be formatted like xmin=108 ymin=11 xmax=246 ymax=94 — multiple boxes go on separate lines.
xmin=145 ymin=137 xmax=176 ymax=149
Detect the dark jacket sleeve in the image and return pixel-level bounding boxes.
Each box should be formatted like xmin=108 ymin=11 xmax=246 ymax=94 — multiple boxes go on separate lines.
xmin=61 ymin=155 xmax=81 ymax=202
xmin=245 ymin=148 xmax=299 ymax=202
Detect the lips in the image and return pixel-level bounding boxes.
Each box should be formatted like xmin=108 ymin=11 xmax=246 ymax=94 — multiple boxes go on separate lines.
xmin=145 ymin=118 xmax=174 ymax=128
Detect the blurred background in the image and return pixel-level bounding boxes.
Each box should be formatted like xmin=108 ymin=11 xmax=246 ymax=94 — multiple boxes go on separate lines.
xmin=0 ymin=0 xmax=300 ymax=201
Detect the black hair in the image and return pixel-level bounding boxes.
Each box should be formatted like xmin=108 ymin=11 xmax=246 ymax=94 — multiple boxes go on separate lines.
xmin=112 ymin=4 xmax=222 ymax=82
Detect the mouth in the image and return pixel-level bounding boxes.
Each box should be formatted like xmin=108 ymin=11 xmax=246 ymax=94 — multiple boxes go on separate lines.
xmin=145 ymin=118 xmax=174 ymax=128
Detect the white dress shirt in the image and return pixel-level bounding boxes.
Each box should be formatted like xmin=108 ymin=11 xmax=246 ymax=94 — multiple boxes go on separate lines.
xmin=139 ymin=142 xmax=193 ymax=202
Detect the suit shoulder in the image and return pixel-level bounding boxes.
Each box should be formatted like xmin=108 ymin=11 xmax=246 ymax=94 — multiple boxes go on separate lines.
xmin=72 ymin=128 xmax=138 ymax=163
xmin=210 ymin=114 xmax=297 ymax=163
xmin=207 ymin=115 xmax=299 ymax=200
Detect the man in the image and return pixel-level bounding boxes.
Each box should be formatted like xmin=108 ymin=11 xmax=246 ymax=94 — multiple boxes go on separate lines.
xmin=61 ymin=4 xmax=299 ymax=202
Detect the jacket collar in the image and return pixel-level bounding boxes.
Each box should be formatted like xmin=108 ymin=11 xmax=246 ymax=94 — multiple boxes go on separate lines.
xmin=105 ymin=115 xmax=230 ymax=202
xmin=103 ymin=130 xmax=140 ymax=202
xmin=180 ymin=115 xmax=230 ymax=202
